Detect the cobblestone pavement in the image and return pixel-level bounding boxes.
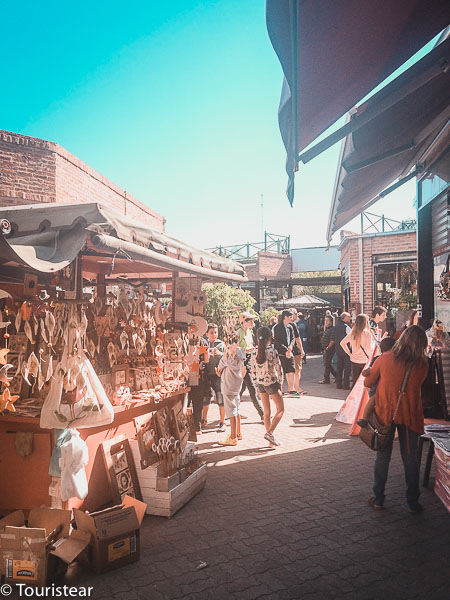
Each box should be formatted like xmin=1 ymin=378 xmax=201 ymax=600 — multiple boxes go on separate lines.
xmin=63 ymin=355 xmax=449 ymax=600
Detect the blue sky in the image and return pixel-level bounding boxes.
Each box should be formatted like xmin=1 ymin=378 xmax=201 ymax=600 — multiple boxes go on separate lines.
xmin=2 ymin=0 xmax=425 ymax=251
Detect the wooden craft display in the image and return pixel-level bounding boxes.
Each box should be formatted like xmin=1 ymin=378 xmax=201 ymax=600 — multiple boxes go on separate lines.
xmin=101 ymin=436 xmax=142 ymax=504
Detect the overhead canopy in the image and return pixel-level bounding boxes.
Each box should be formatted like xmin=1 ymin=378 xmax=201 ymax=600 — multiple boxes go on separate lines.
xmin=327 ymin=36 xmax=450 ymax=242
xmin=275 ymin=294 xmax=331 ymax=309
xmin=266 ymin=0 xmax=450 ymax=204
xmin=0 ymin=202 xmax=247 ymax=283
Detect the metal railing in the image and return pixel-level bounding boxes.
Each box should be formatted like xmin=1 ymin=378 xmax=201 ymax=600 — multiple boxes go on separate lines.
xmin=360 ymin=212 xmax=417 ymax=234
xmin=207 ymin=232 xmax=290 ymax=261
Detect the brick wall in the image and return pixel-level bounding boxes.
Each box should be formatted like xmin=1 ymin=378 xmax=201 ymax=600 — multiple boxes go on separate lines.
xmin=245 ymin=252 xmax=292 ymax=281
xmin=340 ymin=231 xmax=417 ymax=314
xmin=0 ymin=129 xmax=165 ymax=231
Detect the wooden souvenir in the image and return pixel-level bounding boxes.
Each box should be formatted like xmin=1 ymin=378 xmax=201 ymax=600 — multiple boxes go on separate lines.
xmin=93 ymin=315 xmax=109 ymax=338
xmin=98 ymin=372 xmax=113 ymax=400
xmin=8 ymin=334 xmax=28 ymax=354
xmin=155 ymin=406 xmax=173 ymax=440
xmin=134 ymin=413 xmax=159 ymax=469
xmin=111 ymin=364 xmax=130 ymax=388
xmin=172 ymin=400 xmax=189 ymax=450
xmin=133 ymin=366 xmax=153 ymax=391
xmin=7 ymin=373 xmax=23 ymax=397
xmin=173 ymin=276 xmax=202 ymax=323
xmin=100 ymin=435 xmax=142 ymax=504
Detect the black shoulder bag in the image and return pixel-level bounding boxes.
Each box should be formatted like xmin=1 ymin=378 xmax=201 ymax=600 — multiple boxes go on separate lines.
xmin=359 ymin=365 xmax=412 ymax=451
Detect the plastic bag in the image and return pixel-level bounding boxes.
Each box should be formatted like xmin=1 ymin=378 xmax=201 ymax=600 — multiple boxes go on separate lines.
xmin=40 ymin=353 xmax=114 ymax=429
xmin=60 ymin=429 xmax=89 ymax=501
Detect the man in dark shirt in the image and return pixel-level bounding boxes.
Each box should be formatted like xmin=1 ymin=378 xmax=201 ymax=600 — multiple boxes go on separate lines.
xmin=334 ymin=312 xmax=352 ymax=389
xmin=319 ymin=315 xmax=336 ymax=384
xmin=273 ymin=310 xmax=297 ymax=394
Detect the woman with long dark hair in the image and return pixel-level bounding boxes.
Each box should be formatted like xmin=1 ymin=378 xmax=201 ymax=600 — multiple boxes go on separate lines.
xmin=251 ymin=327 xmax=284 ymax=446
xmin=363 ymin=325 xmax=429 ymax=512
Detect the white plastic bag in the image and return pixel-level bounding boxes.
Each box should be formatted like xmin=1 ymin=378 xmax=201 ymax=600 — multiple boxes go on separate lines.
xmin=40 ymin=354 xmax=114 ymax=429
xmin=59 ymin=429 xmax=89 ymax=501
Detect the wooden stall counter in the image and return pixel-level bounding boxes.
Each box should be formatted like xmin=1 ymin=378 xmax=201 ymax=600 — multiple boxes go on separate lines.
xmin=0 ymin=389 xmax=189 ymax=515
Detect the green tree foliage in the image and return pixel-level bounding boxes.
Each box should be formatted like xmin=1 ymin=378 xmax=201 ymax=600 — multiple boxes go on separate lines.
xmin=202 ymin=283 xmax=257 ymax=337
xmin=260 ymin=307 xmax=280 ymax=327
xmin=291 ymin=270 xmax=341 ymax=296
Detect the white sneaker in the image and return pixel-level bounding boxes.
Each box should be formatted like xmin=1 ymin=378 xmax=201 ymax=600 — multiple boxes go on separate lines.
xmin=264 ymin=432 xmax=281 ymax=446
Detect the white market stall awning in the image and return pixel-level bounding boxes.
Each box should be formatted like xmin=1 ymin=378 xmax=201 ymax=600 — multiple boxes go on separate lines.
xmin=0 ymin=202 xmax=247 ymax=283
xmin=275 ymin=294 xmax=332 ymax=309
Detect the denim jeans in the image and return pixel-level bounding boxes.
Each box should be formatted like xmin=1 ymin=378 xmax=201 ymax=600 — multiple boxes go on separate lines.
xmin=372 ymin=423 xmax=421 ymax=509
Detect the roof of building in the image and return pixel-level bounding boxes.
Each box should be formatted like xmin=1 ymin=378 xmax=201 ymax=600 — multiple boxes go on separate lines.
xmin=291 ymin=246 xmax=340 ymax=272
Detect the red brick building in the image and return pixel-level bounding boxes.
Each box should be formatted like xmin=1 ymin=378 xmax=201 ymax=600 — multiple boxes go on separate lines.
xmin=244 ymin=251 xmax=292 ymax=282
xmin=339 ymin=229 xmax=417 ymax=316
xmin=0 ymin=129 xmax=165 ymax=231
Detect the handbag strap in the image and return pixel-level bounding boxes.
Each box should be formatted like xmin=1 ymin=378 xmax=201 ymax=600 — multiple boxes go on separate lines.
xmin=392 ymin=365 xmax=413 ymax=421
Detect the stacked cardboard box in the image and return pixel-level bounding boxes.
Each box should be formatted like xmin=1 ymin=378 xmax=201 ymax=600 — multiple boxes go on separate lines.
xmin=0 ymin=508 xmax=90 ymax=587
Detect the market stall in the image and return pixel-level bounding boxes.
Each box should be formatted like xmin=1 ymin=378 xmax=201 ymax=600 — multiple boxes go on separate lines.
xmin=0 ymin=202 xmax=247 ymax=515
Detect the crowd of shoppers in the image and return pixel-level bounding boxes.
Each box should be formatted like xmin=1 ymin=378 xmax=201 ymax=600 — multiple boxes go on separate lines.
xmin=188 ymin=305 xmax=435 ymax=447
xmin=187 ymin=304 xmax=438 ymax=513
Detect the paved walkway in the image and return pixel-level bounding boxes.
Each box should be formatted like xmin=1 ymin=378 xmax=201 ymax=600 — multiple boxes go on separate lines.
xmin=66 ymin=355 xmax=449 ymax=600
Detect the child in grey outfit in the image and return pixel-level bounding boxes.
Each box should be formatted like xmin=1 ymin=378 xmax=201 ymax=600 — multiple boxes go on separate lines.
xmin=216 ymin=338 xmax=246 ymax=446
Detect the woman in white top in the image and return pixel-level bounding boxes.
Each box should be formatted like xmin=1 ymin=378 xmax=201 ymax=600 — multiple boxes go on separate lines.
xmin=340 ymin=314 xmax=376 ymax=387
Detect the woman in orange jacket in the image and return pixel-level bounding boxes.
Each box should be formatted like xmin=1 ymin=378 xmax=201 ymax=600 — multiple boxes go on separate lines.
xmin=363 ymin=326 xmax=429 ymax=513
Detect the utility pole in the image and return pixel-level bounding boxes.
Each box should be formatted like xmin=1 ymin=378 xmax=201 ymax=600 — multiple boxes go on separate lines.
xmin=260 ymin=193 xmax=264 ymax=240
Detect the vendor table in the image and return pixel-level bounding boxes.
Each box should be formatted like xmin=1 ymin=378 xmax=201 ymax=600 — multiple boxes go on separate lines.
xmin=0 ymin=389 xmax=188 ymax=515
xmin=420 ymin=424 xmax=450 ymax=513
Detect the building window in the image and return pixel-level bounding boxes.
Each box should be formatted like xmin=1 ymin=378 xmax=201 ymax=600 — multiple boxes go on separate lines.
xmin=373 ymin=261 xmax=417 ymax=310
xmin=433 ymin=253 xmax=450 ymax=332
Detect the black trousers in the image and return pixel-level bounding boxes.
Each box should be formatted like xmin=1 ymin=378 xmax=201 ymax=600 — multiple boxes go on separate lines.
xmin=240 ymin=370 xmax=264 ymax=418
xmin=188 ymin=385 xmax=205 ymax=431
xmin=335 ymin=350 xmax=351 ymax=388
xmin=323 ymin=348 xmax=336 ymax=381
xmin=351 ymin=362 xmax=366 ymax=387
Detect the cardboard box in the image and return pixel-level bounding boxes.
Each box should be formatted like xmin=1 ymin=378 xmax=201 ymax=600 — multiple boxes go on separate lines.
xmin=0 ymin=508 xmax=90 ymax=587
xmin=73 ymin=495 xmax=146 ymax=574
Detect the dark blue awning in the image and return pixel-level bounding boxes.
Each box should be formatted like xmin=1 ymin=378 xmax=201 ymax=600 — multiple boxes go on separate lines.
xmin=266 ymin=0 xmax=450 ymax=204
